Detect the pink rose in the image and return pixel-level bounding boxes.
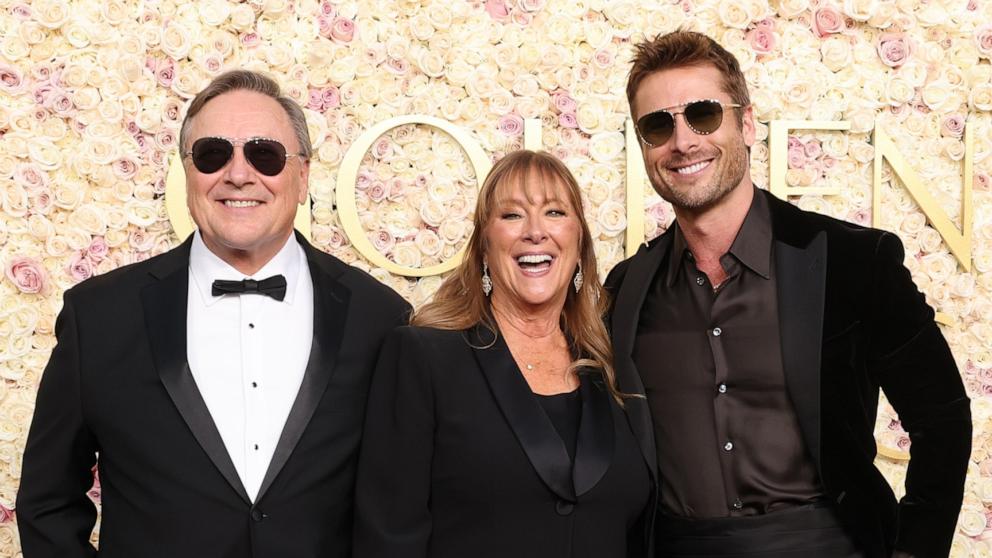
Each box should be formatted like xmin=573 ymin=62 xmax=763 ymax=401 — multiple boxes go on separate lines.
xmin=485 ymin=0 xmax=510 ymax=21
xmin=553 ymin=91 xmax=577 ymax=114
xmin=11 ymin=3 xmax=31 ymax=19
xmin=975 ymin=172 xmax=990 ymax=192
xmin=877 ymin=33 xmax=912 ymax=67
xmin=803 ymin=139 xmax=822 ymax=159
xmin=5 ymin=256 xmax=49 ymax=294
xmin=498 ymin=114 xmax=524 ymax=136
xmin=0 ymin=502 xmax=13 ymax=523
xmin=976 ymin=25 xmax=992 ymax=57
xmin=317 ymin=15 xmax=333 ymax=38
xmin=511 ymin=11 xmax=533 ymax=26
xmin=385 ymin=57 xmax=409 ymax=75
xmin=88 ymin=237 xmax=109 ymax=262
xmin=558 ymin=113 xmax=578 ymax=128
xmin=355 ymin=170 xmax=374 ymax=191
xmin=322 ymin=86 xmax=340 ymax=109
xmin=319 ymin=1 xmax=335 ymax=16
xmin=307 ymin=88 xmax=323 ymax=111
xmin=367 ymin=180 xmax=389 ymax=203
xmin=592 ymin=49 xmax=614 ymax=69
xmin=0 ymin=63 xmax=23 ymax=93
xmin=371 ymin=230 xmax=394 ymax=253
xmin=371 ymin=138 xmax=393 ymax=160
xmin=113 ymin=158 xmax=139 ymax=180
xmin=241 ymin=32 xmax=261 ymax=48
xmin=67 ymin=251 xmax=94 ymax=283
xmin=847 ymin=209 xmax=871 ymax=226
xmin=787 ymin=145 xmax=806 ymax=169
xmin=941 ymin=113 xmax=965 ymax=138
xmin=88 ymin=466 xmax=101 ymax=504
xmin=414 ymin=174 xmax=428 ymax=189
xmin=746 ymin=27 xmax=776 ymax=55
xmin=328 ymin=227 xmax=347 ymax=249
xmin=387 ymin=177 xmax=405 ymax=201
xmin=330 ymin=17 xmax=355 ymax=43
xmin=812 ymin=5 xmax=844 ymax=38
xmin=967 ymin=0 xmax=978 ymax=10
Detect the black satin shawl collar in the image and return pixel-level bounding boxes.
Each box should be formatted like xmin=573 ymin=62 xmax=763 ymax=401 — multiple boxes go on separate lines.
xmin=468 ymin=325 xmax=613 ymax=501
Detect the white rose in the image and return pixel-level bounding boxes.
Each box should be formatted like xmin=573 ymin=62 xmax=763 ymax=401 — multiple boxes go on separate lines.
xmin=597 ymin=200 xmax=627 ymax=236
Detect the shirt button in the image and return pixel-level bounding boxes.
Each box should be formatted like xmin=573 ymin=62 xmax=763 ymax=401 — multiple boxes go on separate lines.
xmin=555 ymin=500 xmax=575 ymax=516
xmin=718 ymin=383 xmax=727 ymax=394
xmin=712 ymin=327 xmax=722 ymax=337
xmin=254 ymin=444 xmax=259 ymax=450
xmin=724 ymin=441 xmax=734 ymax=451
xmin=248 ymin=323 xmax=255 ymax=329
xmin=695 ymin=276 xmax=705 ymax=286
xmin=732 ymin=498 xmax=743 ymax=510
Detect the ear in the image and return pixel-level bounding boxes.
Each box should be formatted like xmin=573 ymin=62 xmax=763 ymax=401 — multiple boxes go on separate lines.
xmin=741 ymin=105 xmax=756 ymax=148
xmin=297 ymin=158 xmax=311 ymax=205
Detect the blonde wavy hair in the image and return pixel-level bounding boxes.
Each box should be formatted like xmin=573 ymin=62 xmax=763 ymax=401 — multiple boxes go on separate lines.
xmin=412 ymin=150 xmax=624 ymax=403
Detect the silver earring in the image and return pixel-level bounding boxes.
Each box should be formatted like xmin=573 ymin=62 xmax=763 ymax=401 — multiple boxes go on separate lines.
xmin=482 ymin=262 xmax=493 ymax=296
xmin=573 ymin=263 xmax=584 ymax=293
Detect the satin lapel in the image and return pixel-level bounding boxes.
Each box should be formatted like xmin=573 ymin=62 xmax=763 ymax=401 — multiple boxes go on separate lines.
xmin=256 ymin=244 xmax=350 ymax=501
xmin=470 ymin=326 xmax=575 ymax=501
xmin=573 ymin=374 xmax=613 ymax=497
xmin=142 ymin=241 xmax=251 ymax=504
xmin=775 ymin=232 xmax=827 ymax=470
xmin=611 ymin=235 xmax=670 ymax=479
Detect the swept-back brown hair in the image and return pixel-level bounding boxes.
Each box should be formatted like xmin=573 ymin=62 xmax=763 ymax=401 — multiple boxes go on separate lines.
xmin=179 ymin=69 xmax=312 ymax=158
xmin=626 ymin=29 xmax=751 ymax=121
xmin=413 ymin=150 xmax=623 ymax=402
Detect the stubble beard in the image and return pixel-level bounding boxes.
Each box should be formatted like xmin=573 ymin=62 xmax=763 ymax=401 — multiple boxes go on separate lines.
xmin=651 ymin=142 xmax=750 ymax=212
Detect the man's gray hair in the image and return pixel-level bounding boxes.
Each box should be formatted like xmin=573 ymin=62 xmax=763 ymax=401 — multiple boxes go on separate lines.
xmin=178 ymin=70 xmax=312 ymax=159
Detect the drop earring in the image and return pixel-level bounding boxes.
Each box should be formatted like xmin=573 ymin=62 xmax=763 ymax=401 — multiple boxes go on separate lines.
xmin=573 ymin=263 xmax=584 ymax=293
xmin=482 ymin=262 xmax=493 ymax=296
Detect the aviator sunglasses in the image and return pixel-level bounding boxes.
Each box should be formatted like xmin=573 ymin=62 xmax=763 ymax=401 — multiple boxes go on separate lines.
xmin=635 ymin=99 xmax=743 ymax=148
xmin=185 ymin=137 xmax=306 ymax=176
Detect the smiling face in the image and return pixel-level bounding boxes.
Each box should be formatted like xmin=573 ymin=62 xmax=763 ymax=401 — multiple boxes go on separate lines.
xmin=483 ymin=172 xmax=582 ymax=317
xmin=184 ymin=89 xmax=309 ymax=274
xmin=633 ymin=64 xmax=755 ymax=215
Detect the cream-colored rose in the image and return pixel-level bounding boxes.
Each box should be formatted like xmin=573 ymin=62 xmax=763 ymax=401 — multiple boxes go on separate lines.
xmin=922 ymin=81 xmax=963 ymax=112
xmin=391 ymin=241 xmax=422 ymax=269
xmin=719 ymin=3 xmax=752 ymax=29
xmin=820 ymin=36 xmax=854 ymax=72
xmin=33 ymin=0 xmax=70 ymax=28
xmin=576 ymin=101 xmax=604 ymax=134
xmin=414 ymin=229 xmax=443 ymax=258
xmin=597 ymin=200 xmax=627 ymax=236
xmin=67 ymin=203 xmax=107 ymax=236
xmin=21 ymin=137 xmax=58 ymax=172
xmin=775 ymin=0 xmax=809 ymax=17
xmin=970 ymin=83 xmax=992 ymax=111
xmin=883 ymin=77 xmax=915 ymax=106
xmin=160 ymin=21 xmax=192 ymax=60
xmin=957 ymin=504 xmax=987 ymax=537
xmin=588 ymin=132 xmax=625 ymax=163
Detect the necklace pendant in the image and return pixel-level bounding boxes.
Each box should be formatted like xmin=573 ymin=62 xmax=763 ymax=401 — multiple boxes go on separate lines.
xmin=526 ymin=364 xmax=534 ymax=371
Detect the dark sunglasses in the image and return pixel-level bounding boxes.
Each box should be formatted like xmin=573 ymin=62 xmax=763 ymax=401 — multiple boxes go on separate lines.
xmin=185 ymin=137 xmax=306 ymax=176
xmin=635 ymin=99 xmax=743 ymax=148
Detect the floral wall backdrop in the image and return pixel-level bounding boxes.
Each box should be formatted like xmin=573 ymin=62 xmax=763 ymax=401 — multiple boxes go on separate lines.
xmin=0 ymin=0 xmax=991 ymax=555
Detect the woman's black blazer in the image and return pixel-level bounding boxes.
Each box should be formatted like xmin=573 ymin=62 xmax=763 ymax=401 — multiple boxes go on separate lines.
xmin=353 ymin=324 xmax=653 ymax=558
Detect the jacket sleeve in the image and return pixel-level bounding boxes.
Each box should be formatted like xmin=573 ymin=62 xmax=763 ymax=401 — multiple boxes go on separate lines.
xmin=353 ymin=327 xmax=436 ymax=558
xmin=868 ymin=232 xmax=971 ymax=557
xmin=16 ymin=292 xmax=99 ymax=558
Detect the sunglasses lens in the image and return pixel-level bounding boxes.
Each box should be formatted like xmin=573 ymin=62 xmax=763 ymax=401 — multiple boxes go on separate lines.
xmin=637 ymin=111 xmax=675 ymax=146
xmin=243 ymin=139 xmax=288 ymax=176
xmin=684 ymin=100 xmax=725 ymax=134
xmin=191 ymin=138 xmax=234 ymax=174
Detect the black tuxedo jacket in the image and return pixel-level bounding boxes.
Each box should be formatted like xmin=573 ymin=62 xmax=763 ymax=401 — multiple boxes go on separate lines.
xmin=604 ymin=190 xmax=971 ymax=558
xmin=353 ymin=325 xmax=654 ymax=558
xmin=16 ymin=232 xmax=411 ymax=558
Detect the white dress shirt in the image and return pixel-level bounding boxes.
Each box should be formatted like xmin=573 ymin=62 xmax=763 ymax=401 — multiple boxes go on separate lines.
xmin=187 ymin=231 xmax=314 ymax=502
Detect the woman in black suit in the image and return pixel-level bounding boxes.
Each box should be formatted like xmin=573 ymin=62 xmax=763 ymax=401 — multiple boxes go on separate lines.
xmin=354 ymin=150 xmax=653 ymax=558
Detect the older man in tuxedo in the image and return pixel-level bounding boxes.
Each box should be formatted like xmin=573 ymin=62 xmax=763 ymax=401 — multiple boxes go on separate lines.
xmin=17 ymin=70 xmax=410 ymax=558
xmin=606 ymin=31 xmax=971 ymax=558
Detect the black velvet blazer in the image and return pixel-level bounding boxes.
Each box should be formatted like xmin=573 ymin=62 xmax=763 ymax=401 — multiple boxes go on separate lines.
xmin=605 ymin=189 xmax=971 ymax=558
xmin=353 ymin=325 xmax=654 ymax=558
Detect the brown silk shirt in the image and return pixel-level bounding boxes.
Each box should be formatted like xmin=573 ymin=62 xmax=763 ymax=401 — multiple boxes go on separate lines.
xmin=634 ymin=190 xmax=824 ymax=518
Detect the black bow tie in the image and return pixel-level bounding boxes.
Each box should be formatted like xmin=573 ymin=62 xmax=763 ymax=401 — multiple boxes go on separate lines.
xmin=211 ymin=275 xmax=287 ymax=301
